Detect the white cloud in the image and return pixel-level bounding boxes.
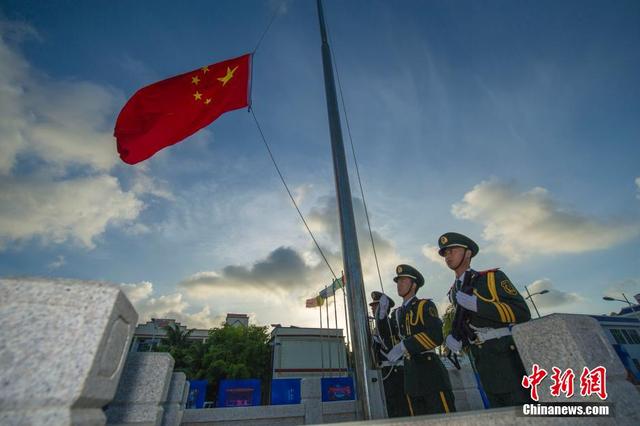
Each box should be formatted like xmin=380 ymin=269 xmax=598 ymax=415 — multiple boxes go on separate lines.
xmin=525 ymin=278 xmax=584 ymax=311
xmin=0 ymin=22 xmax=31 ymax=175
xmin=130 ymin=170 xmax=175 ymax=201
xmin=179 ymin=246 xmax=325 ymax=293
xmin=421 ymin=244 xmax=447 ymax=268
xmin=0 ymin=22 xmax=120 ymax=174
xmin=47 ymin=255 xmax=66 ymax=269
xmin=120 ymin=281 xmax=154 ymax=304
xmin=451 ymin=180 xmax=640 ymax=262
xmin=270 ymin=0 xmax=291 ymax=15
xmin=293 ymin=183 xmax=314 ymax=205
xmin=0 ymin=19 xmax=163 ymax=250
xmin=0 ymin=175 xmax=143 ymax=249
xmin=119 ymin=281 xmax=223 ymax=329
xmin=171 ymin=195 xmax=410 ymax=328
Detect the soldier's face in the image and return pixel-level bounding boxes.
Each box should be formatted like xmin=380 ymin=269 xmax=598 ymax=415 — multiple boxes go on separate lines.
xmin=396 ymin=276 xmax=414 ymax=297
xmin=443 ymin=247 xmax=466 ymax=269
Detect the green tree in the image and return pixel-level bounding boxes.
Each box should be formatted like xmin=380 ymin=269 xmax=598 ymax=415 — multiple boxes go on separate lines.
xmin=163 ymin=323 xmax=193 ymax=347
xmin=155 ymin=323 xmax=194 ymax=371
xmin=202 ymin=324 xmax=271 ymax=402
xmin=183 ymin=340 xmax=209 ymax=379
xmin=153 ymin=323 xmax=272 ymax=403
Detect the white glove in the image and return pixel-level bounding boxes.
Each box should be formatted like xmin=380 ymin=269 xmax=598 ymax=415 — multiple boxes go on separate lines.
xmin=382 ymin=341 xmax=406 ymax=362
xmin=445 ymin=334 xmax=462 ymax=353
xmin=456 ymin=291 xmax=478 ymax=312
xmin=376 ymin=294 xmax=390 ymax=319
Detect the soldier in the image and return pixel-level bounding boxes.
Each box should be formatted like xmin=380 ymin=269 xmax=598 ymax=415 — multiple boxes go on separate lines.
xmin=383 ymin=264 xmax=456 ymax=415
xmin=369 ymin=291 xmax=410 ymax=418
xmin=438 ymin=232 xmax=531 ymax=407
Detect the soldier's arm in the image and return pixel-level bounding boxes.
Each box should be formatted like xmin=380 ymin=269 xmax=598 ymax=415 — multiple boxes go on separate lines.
xmin=475 ymin=271 xmax=531 ymax=324
xmin=403 ymin=301 xmax=443 ymax=354
xmin=375 ymin=309 xmax=398 ymax=350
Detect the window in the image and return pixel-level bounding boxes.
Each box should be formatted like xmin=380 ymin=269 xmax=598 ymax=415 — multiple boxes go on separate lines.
xmin=610 ymin=329 xmax=627 ymax=344
xmin=624 ymin=329 xmax=640 ymax=344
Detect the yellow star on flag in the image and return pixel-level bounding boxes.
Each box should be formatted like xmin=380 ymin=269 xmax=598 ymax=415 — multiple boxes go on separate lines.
xmin=201 ymin=66 xmax=209 ymax=73
xmin=217 ymin=66 xmax=238 ymax=86
xmin=191 ymin=76 xmax=200 ymax=85
xmin=193 ymin=91 xmax=202 ymax=101
xmin=205 ymin=98 xmax=212 ymax=105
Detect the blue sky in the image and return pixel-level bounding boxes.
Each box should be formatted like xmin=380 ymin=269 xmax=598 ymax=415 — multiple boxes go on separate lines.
xmin=1 ymin=0 xmax=639 ymax=329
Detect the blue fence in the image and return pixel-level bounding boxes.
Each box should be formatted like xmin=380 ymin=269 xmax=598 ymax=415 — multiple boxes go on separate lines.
xmin=270 ymin=378 xmax=302 ymax=405
xmin=217 ymin=379 xmax=261 ymax=407
xmin=321 ymin=376 xmax=355 ymax=402
xmin=187 ymin=380 xmax=208 ymax=409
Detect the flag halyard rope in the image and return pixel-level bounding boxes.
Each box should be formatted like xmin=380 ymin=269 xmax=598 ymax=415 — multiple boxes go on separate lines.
xmin=250 ymin=109 xmax=338 ymax=282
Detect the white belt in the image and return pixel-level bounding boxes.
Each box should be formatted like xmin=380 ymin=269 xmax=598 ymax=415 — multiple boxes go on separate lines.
xmin=380 ymin=360 xmax=404 ymax=367
xmin=405 ymin=350 xmax=435 ymax=360
xmin=470 ymin=325 xmax=512 ymax=344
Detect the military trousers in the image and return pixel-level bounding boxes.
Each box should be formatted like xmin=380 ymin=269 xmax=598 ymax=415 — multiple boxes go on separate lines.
xmin=382 ymin=366 xmax=410 ymax=418
xmin=406 ymin=389 xmax=456 ymax=415
xmin=470 ymin=335 xmax=531 ymax=408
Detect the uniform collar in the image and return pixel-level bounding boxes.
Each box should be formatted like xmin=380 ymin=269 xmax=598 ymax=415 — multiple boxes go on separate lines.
xmin=402 ymin=295 xmax=417 ymax=308
xmin=456 ymin=269 xmax=471 ymax=283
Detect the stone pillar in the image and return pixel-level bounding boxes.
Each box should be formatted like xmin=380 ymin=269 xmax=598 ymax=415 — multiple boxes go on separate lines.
xmin=300 ymin=377 xmax=322 ymax=424
xmin=446 ymin=363 xmax=484 ymax=411
xmin=105 ymin=352 xmax=175 ymax=426
xmin=0 ymin=278 xmax=137 ymax=426
xmin=160 ymin=372 xmax=187 ymax=426
xmin=512 ymin=314 xmax=640 ymax=425
xmin=181 ymin=380 xmax=190 ymax=414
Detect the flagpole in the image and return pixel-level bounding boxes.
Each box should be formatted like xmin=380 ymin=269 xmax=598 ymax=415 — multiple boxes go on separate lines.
xmin=316 ymin=0 xmax=386 ymax=419
xmin=333 ymin=283 xmax=340 ymax=372
xmin=319 ymin=305 xmax=325 ymax=377
xmin=325 ymin=284 xmax=333 ymax=375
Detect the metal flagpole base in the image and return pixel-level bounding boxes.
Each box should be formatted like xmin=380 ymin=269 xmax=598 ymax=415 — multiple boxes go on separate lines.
xmin=365 ymin=369 xmax=388 ymax=419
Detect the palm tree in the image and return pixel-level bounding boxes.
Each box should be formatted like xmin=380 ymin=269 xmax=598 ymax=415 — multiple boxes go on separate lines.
xmin=184 ymin=341 xmax=209 ymax=379
xmin=155 ymin=323 xmax=195 ymax=372
xmin=163 ymin=323 xmax=193 ymax=348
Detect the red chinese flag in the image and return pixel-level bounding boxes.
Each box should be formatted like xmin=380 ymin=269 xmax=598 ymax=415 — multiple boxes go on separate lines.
xmin=115 ymin=54 xmax=251 ymax=164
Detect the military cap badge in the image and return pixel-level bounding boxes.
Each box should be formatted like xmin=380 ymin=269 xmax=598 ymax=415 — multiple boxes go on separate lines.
xmin=440 ymin=235 xmax=448 ymax=244
xmin=396 ymin=265 xmax=402 ymax=274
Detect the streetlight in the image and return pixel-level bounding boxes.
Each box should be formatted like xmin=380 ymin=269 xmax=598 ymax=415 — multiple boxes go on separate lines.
xmin=603 ymin=293 xmax=633 ymax=307
xmin=524 ymin=286 xmax=549 ymax=319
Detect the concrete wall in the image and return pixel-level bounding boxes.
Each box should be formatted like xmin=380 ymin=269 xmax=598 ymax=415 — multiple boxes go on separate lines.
xmin=180 ymin=401 xmax=357 ymax=426
xmin=180 ymin=378 xmax=357 ymax=425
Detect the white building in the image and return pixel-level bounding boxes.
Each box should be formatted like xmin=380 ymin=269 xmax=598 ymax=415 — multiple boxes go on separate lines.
xmin=226 ymin=313 xmax=249 ymax=328
xmin=130 ymin=318 xmax=210 ymax=352
xmin=270 ymin=326 xmax=348 ymax=378
xmin=591 ymin=314 xmax=640 ymax=380
xmin=616 ymin=304 xmax=640 ymax=321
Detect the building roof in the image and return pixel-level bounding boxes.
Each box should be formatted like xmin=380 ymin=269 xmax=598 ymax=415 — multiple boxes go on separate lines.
xmin=590 ymin=314 xmax=640 ymax=324
xmin=619 ymin=305 xmax=640 ymax=316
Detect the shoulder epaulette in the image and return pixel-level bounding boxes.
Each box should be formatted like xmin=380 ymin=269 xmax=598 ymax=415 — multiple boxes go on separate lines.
xmin=477 ymin=268 xmax=501 ymax=276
